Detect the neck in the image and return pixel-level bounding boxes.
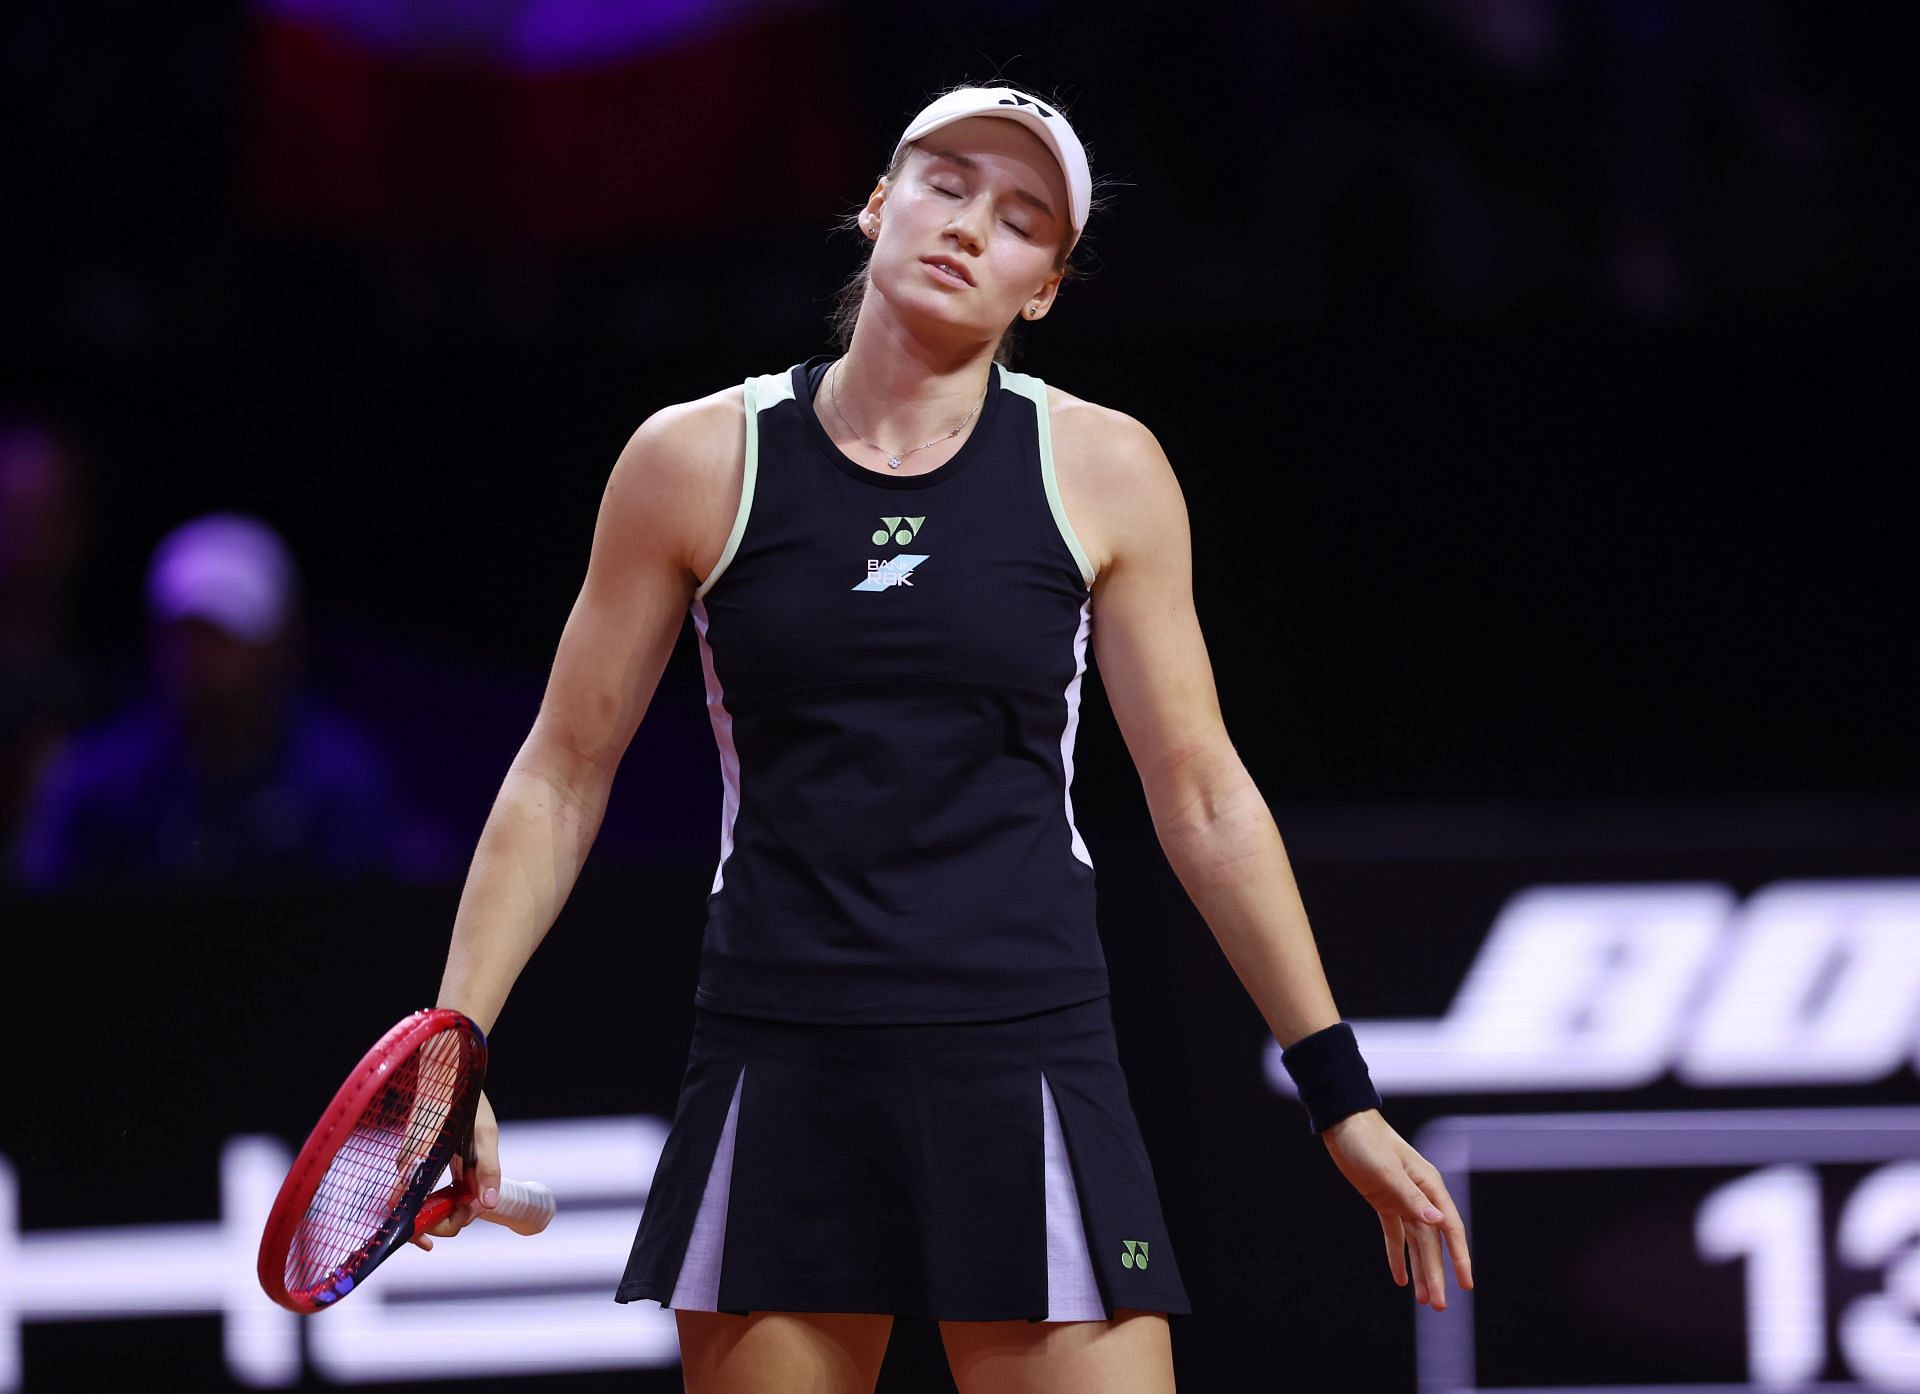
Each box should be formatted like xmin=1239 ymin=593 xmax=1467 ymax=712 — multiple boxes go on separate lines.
xmin=827 ymin=299 xmax=998 ymax=455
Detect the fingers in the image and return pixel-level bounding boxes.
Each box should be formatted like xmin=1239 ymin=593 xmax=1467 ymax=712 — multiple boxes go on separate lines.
xmin=1404 ymin=1170 xmax=1473 ymax=1305
xmin=1381 ymin=1214 xmax=1407 ymax=1287
xmin=1422 ymin=1172 xmax=1475 ymax=1292
xmin=1335 ymin=1113 xmax=1476 ymax=1310
xmin=1385 ymin=1211 xmax=1439 ymax=1306
xmin=1449 ymin=1224 xmax=1475 ymax=1292
xmin=1393 ymin=1182 xmax=1441 ymax=1307
xmin=1389 ymin=1174 xmax=1446 ymax=1309
xmin=1397 ymin=1164 xmax=1471 ymax=1311
xmin=419 ymin=1093 xmax=504 ymax=1243
xmin=445 ymin=1155 xmax=475 ymax=1231
xmin=469 ymin=1090 xmax=502 ymax=1221
xmin=1398 ymin=1173 xmax=1445 ymax=1229
xmin=422 ymin=1209 xmax=465 ymax=1238
xmin=1413 ymin=1213 xmax=1443 ymax=1313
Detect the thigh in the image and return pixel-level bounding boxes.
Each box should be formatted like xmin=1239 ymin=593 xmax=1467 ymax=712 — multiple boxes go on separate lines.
xmin=939 ymin=1308 xmax=1174 ymax=1394
xmin=676 ymin=1310 xmax=894 ymax=1394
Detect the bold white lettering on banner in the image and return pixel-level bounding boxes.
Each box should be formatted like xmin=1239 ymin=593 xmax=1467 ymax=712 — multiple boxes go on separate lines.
xmin=0 ymin=1140 xmax=300 ymax=1390
xmin=1283 ymin=885 xmax=1732 ymax=1093
xmin=1265 ymin=879 xmax=1920 ymax=1097
xmin=1680 ymin=882 xmax=1920 ymax=1086
xmin=0 ymin=1117 xmax=676 ymax=1390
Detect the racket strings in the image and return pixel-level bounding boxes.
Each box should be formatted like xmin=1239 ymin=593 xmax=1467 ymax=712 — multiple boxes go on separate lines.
xmin=285 ymin=1025 xmax=476 ymax=1297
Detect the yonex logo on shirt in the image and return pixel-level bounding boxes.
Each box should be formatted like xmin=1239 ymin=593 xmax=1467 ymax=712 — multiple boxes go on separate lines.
xmin=855 ymin=517 xmax=927 ymax=591
xmin=1121 ymin=1239 xmax=1150 ymax=1270
xmin=872 ymin=516 xmax=926 ymax=546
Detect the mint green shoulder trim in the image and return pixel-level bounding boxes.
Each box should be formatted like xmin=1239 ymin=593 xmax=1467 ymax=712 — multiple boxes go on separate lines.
xmin=995 ymin=365 xmax=1094 ymax=589
xmin=752 ymin=370 xmax=797 ymax=409
xmin=694 ymin=373 xmax=785 ymax=599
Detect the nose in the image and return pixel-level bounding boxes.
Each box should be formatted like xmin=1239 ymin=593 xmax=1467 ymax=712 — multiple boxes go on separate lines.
xmin=943 ymin=195 xmax=988 ymax=254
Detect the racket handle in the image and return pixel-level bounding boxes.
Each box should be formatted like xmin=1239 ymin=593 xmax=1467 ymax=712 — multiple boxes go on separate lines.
xmin=413 ymin=1177 xmax=556 ymax=1239
xmin=481 ymin=1178 xmax=556 ymax=1236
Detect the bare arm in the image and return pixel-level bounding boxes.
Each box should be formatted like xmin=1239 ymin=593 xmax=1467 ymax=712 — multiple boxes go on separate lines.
xmin=415 ymin=395 xmax=741 ymax=1245
xmin=1064 ymin=403 xmax=1473 ymax=1307
xmin=1069 ymin=409 xmax=1336 ymax=1050
xmin=434 ymin=392 xmax=742 ymax=1035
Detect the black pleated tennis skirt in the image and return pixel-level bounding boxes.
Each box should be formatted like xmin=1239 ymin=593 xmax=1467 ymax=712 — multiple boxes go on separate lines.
xmin=614 ymin=993 xmax=1190 ymax=1322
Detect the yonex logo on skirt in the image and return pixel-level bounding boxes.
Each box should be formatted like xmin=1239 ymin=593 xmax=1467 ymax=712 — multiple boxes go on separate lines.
xmin=616 ymin=1001 xmax=1191 ymax=1321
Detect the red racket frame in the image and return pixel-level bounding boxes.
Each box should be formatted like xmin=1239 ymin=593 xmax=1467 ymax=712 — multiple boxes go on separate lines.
xmin=257 ymin=1008 xmax=486 ymax=1313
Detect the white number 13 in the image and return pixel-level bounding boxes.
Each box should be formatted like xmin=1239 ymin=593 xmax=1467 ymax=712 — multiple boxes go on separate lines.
xmin=1698 ymin=1161 xmax=1920 ymax=1387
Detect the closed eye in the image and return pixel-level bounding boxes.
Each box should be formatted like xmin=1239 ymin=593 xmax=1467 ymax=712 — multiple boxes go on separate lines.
xmin=929 ymin=179 xmax=1031 ymax=236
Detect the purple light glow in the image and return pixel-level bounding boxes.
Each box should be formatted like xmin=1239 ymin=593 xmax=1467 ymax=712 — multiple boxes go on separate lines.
xmin=257 ymin=0 xmax=826 ymax=73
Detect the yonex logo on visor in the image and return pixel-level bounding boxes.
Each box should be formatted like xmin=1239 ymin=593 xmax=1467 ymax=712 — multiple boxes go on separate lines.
xmin=998 ymin=95 xmax=1057 ymax=119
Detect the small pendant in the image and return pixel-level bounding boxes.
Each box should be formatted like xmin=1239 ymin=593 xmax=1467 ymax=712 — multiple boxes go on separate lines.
xmin=887 ymin=456 xmax=903 ymax=469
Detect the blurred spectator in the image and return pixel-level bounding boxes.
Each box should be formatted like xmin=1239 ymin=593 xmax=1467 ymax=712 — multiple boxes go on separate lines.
xmin=10 ymin=513 xmax=414 ymax=891
xmin=0 ymin=419 xmax=106 ymax=855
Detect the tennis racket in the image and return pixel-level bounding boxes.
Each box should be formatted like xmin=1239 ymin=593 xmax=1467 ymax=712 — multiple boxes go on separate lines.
xmin=257 ymin=1008 xmax=556 ymax=1313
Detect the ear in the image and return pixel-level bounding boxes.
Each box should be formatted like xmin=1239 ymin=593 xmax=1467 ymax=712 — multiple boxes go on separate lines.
xmin=1021 ymin=269 xmax=1065 ymax=323
xmin=860 ymin=177 xmax=890 ymax=239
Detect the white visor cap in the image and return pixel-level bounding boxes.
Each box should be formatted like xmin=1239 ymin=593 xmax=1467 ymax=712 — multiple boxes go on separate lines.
xmin=891 ymin=87 xmax=1091 ymax=250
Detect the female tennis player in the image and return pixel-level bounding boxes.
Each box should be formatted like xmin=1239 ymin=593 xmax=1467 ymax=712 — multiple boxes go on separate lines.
xmin=422 ymin=84 xmax=1472 ymax=1392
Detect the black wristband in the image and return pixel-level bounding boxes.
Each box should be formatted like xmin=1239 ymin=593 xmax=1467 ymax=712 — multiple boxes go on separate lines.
xmin=1280 ymin=1021 xmax=1382 ymax=1135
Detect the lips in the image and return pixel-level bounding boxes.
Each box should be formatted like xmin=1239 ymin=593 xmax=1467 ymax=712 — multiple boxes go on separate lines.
xmin=921 ymin=256 xmax=974 ymax=286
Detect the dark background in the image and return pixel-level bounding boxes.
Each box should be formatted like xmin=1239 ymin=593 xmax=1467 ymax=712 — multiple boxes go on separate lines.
xmin=5 ymin=0 xmax=1913 ymax=835
xmin=3 ymin=0 xmax=1917 ymax=1389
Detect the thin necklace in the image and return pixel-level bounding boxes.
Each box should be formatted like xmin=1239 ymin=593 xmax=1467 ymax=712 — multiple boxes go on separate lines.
xmin=826 ymin=360 xmax=985 ymax=470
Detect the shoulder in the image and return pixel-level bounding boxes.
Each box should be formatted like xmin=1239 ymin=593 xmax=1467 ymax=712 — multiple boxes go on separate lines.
xmin=1045 ymin=382 xmax=1177 ymax=489
xmin=600 ymin=384 xmax=749 ymax=580
xmin=609 ymin=384 xmax=746 ymax=499
xmin=1039 ymin=383 xmax=1185 ymax=581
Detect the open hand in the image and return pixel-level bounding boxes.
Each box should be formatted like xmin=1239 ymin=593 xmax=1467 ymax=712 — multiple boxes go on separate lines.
xmin=1320 ymin=1109 xmax=1474 ymax=1310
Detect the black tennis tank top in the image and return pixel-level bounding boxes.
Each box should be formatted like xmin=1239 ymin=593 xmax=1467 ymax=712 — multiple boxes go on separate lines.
xmin=687 ymin=354 xmax=1109 ymax=1023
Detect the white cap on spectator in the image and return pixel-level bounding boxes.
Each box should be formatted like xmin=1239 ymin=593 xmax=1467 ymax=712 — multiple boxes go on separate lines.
xmin=146 ymin=513 xmax=298 ymax=644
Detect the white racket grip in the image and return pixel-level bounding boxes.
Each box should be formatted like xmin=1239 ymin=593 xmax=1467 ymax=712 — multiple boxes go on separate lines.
xmin=479 ymin=1178 xmax=556 ymax=1236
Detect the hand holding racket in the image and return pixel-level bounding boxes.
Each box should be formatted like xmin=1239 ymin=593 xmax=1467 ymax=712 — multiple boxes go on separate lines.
xmin=408 ymin=1089 xmax=501 ymax=1250
xmin=258 ymin=1008 xmax=556 ymax=1313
